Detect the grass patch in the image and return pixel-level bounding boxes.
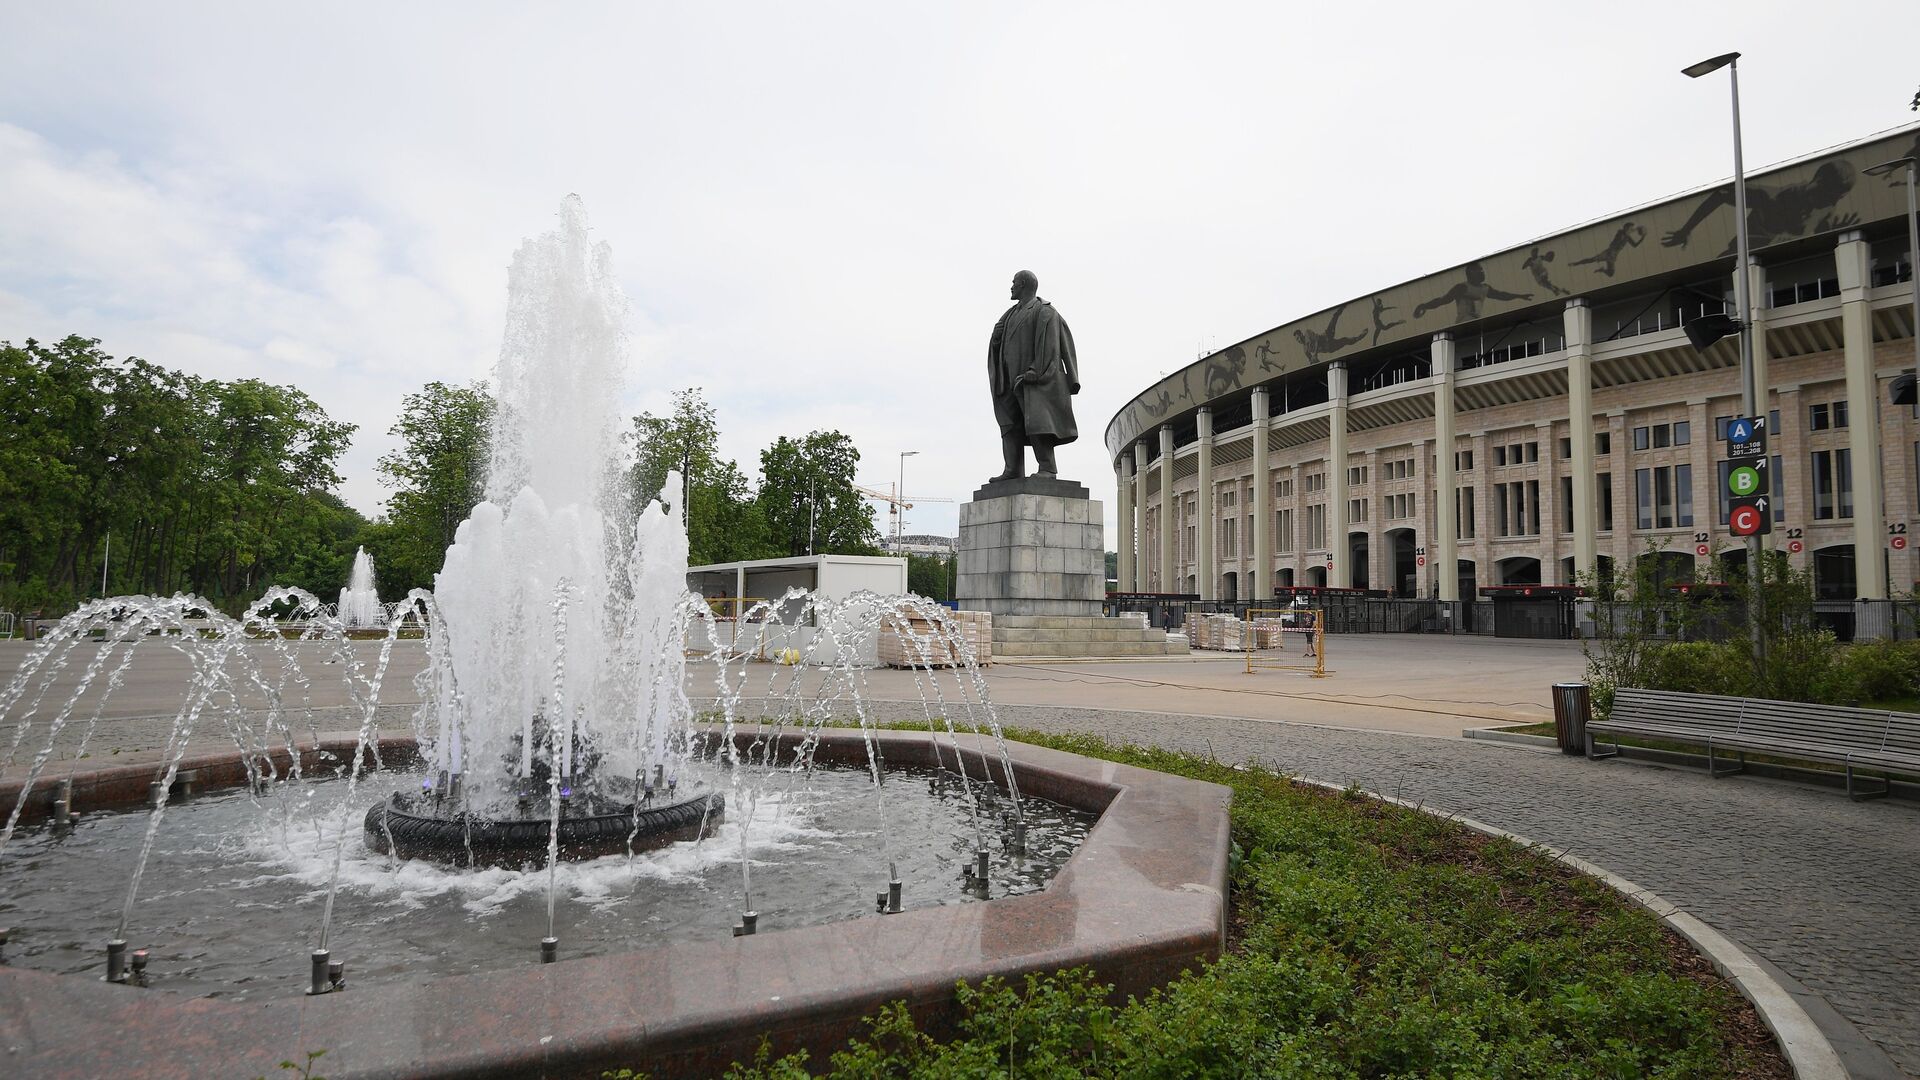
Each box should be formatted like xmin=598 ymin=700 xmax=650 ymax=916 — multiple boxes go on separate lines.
xmin=625 ymin=728 xmax=1788 ymax=1079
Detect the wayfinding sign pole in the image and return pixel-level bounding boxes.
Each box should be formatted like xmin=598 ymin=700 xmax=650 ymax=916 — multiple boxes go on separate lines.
xmin=1724 ymin=413 xmax=1768 ymax=663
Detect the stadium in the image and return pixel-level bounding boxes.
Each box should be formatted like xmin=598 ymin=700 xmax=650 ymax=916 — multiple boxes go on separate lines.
xmin=1107 ymin=122 xmax=1920 ymax=620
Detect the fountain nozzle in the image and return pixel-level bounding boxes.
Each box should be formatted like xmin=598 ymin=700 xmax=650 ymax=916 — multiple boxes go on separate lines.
xmin=105 ymin=939 xmax=128 ymax=984
xmin=307 ymin=948 xmax=332 ymax=996
xmin=52 ymin=778 xmax=73 ymax=830
xmin=328 ymin=960 xmax=346 ymax=991
xmin=732 ymin=911 xmax=758 ymax=937
xmin=129 ymin=949 xmax=150 ymax=987
xmin=963 ymin=849 xmax=990 ymax=896
xmin=540 ymin=937 xmax=558 ymax=964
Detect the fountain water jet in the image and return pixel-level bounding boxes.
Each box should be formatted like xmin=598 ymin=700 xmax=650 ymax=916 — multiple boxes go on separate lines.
xmin=337 ymin=548 xmax=381 ymax=628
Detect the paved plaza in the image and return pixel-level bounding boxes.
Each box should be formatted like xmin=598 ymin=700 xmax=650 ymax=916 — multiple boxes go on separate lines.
xmin=4 ymin=634 xmax=1917 ymax=1074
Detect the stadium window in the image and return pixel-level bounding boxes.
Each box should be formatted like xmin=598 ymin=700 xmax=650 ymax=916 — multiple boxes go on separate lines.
xmin=1595 ymin=431 xmax=1611 ymax=455
xmin=1558 ymin=437 xmax=1571 ymax=461
xmin=1633 ymin=426 xmax=1651 ymax=451
xmin=1635 ymin=468 xmax=1653 ymax=529
xmin=1652 ymin=424 xmax=1671 ymax=449
xmin=1810 ymin=403 xmax=1829 ymax=431
xmin=1596 ymin=474 xmax=1614 ymax=532
xmin=1812 ymin=449 xmax=1853 ymax=519
xmin=1673 ymin=421 xmax=1690 ymax=446
xmin=1833 ymin=400 xmax=1849 ymax=428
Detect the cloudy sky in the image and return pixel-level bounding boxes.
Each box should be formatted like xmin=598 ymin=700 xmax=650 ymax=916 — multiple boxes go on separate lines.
xmin=2 ymin=2 xmax=1915 ymax=542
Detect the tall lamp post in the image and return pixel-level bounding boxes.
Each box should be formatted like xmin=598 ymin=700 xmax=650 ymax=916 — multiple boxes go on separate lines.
xmin=1865 ymin=157 xmax=1920 ymax=411
xmin=897 ymin=450 xmax=918 ymax=539
xmin=1681 ymin=50 xmax=1764 ymax=662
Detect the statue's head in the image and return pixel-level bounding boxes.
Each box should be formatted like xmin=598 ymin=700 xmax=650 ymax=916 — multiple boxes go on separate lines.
xmin=1010 ymin=270 xmax=1039 ymax=301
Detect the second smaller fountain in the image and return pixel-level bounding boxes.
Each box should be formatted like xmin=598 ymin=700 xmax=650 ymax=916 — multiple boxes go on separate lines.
xmin=338 ymin=547 xmax=382 ymax=628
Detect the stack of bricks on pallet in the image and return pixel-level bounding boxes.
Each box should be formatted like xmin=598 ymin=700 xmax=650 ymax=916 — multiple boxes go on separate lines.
xmin=878 ymin=609 xmax=992 ymax=668
xmin=1185 ymin=613 xmax=1289 ymax=650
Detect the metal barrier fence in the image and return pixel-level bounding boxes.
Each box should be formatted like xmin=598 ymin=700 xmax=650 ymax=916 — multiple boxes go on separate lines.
xmin=1102 ymin=597 xmax=1533 ymax=637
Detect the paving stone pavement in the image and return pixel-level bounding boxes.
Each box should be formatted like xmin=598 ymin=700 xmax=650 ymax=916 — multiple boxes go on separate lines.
xmin=857 ymin=700 xmax=1920 ymax=1076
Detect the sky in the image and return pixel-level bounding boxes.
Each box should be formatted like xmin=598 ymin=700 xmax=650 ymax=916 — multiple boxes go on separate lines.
xmin=2 ymin=2 xmax=1916 ymax=544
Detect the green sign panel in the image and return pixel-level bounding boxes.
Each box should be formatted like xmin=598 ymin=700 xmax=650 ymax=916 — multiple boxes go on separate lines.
xmin=1726 ymin=457 xmax=1769 ymax=498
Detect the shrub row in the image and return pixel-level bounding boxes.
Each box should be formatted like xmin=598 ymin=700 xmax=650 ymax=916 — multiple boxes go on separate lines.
xmin=1611 ymin=634 xmax=1920 ymax=712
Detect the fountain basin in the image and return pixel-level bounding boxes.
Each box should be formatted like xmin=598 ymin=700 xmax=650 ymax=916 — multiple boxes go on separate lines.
xmin=0 ymin=728 xmax=1231 ymax=1079
xmin=364 ymin=787 xmax=724 ymax=865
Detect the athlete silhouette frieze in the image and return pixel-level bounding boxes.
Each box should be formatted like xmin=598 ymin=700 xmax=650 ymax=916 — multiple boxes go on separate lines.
xmin=1412 ymin=263 xmax=1533 ymax=322
xmin=1570 ymin=223 xmax=1646 ymax=278
xmin=1662 ymin=161 xmax=1858 ymax=255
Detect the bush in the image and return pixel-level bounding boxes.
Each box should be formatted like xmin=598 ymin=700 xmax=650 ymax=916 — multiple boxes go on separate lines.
xmin=1639 ymin=641 xmax=1750 ymax=697
xmin=1814 ymin=638 xmax=1920 ymax=706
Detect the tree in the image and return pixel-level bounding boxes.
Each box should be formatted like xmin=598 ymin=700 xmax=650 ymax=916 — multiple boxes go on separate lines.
xmin=907 ymin=553 xmax=952 ymax=601
xmin=376 ymin=381 xmax=493 ymax=593
xmin=0 ymin=337 xmax=360 ymax=614
xmin=628 ymin=388 xmax=721 ymax=508
xmin=757 ymin=431 xmax=881 ymax=557
xmin=627 ymin=388 xmax=777 ymax=566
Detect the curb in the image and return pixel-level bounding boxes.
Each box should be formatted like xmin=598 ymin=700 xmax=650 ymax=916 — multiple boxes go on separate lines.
xmin=1294 ymin=776 xmax=1847 ymax=1080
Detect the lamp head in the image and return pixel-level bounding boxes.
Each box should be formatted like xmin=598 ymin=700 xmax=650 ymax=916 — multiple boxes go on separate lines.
xmin=1863 ymin=156 xmax=1917 ymax=177
xmin=1681 ymin=51 xmax=1740 ymax=78
xmin=1684 ymin=311 xmax=1742 ymax=351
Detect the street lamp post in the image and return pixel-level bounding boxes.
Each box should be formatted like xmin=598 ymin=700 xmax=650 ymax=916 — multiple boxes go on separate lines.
xmin=897 ymin=450 xmax=919 ymax=539
xmin=1683 ymin=50 xmax=1764 ymax=663
xmin=1865 ymin=156 xmax=1920 ymax=407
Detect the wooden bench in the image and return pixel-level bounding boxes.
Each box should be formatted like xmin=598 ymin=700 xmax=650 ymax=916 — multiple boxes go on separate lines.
xmin=1589 ymin=687 xmax=1920 ymax=801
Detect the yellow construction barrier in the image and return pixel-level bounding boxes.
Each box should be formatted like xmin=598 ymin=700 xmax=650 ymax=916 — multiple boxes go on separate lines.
xmin=1244 ymin=607 xmax=1327 ymax=678
xmin=702 ymin=596 xmax=770 ymax=660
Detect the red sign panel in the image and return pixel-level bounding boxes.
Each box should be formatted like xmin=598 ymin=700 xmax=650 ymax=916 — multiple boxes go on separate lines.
xmin=1729 ymin=504 xmax=1765 ymax=537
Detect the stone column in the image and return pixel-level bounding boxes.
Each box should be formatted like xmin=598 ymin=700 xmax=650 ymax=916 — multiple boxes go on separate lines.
xmin=1327 ymin=362 xmax=1351 ymax=588
xmin=1432 ymin=335 xmax=1458 ymax=600
xmin=1115 ymin=453 xmax=1135 ymax=592
xmin=1838 ymin=231 xmax=1887 ymax=598
xmin=1251 ymin=387 xmax=1272 ymax=602
xmin=1564 ymin=300 xmax=1596 ymax=583
xmin=1196 ymin=407 xmax=1216 ymax=600
xmin=1133 ymin=443 xmax=1150 ymax=589
xmin=1159 ymin=425 xmax=1177 ymax=595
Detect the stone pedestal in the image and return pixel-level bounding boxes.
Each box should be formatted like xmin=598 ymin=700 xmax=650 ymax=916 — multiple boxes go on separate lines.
xmin=956 ymin=477 xmax=1104 ymax=617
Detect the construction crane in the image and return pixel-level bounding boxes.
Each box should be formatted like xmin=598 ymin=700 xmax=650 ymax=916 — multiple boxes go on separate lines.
xmin=853 ymin=482 xmax=953 ymax=538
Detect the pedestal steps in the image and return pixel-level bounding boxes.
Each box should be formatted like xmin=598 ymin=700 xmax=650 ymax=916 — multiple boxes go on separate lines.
xmin=988 ymin=615 xmax=1190 ymax=659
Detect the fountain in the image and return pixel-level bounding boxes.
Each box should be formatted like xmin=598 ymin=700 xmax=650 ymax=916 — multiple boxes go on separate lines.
xmin=0 ymin=198 xmax=1230 ymax=1079
xmin=337 ymin=547 xmax=382 ymax=628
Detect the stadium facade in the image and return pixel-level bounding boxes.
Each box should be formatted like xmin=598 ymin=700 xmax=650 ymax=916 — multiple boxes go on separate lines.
xmin=1107 ymin=123 xmax=1920 ymax=604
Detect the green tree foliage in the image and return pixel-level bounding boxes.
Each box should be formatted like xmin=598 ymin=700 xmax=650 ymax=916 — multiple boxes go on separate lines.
xmin=758 ymin=431 xmax=881 ymax=557
xmin=0 ymin=336 xmax=360 ymax=615
xmin=906 ymin=553 xmax=952 ymax=601
xmin=627 ymin=388 xmax=775 ymax=566
xmin=373 ymin=381 xmax=493 ymax=594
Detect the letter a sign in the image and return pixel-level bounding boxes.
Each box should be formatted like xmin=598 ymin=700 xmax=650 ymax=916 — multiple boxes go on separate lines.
xmin=1726 ymin=415 xmax=1767 ymax=460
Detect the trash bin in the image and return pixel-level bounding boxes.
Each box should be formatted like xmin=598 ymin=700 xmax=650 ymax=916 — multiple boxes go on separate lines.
xmin=1551 ymin=682 xmax=1591 ymax=755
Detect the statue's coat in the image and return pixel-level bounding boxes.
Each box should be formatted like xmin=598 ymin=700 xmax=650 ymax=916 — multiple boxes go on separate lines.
xmin=988 ymin=297 xmax=1079 ymax=444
